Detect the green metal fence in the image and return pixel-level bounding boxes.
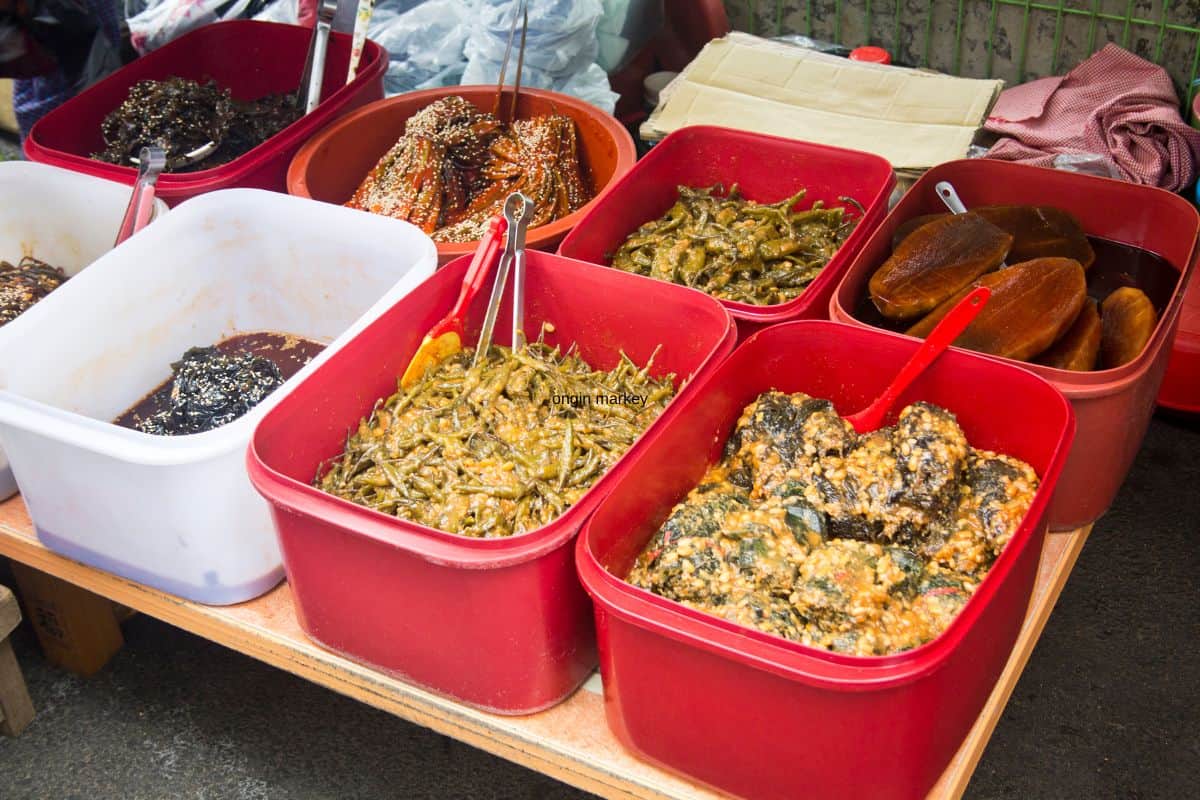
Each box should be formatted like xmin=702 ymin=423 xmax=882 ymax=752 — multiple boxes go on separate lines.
xmin=726 ymin=1 xmax=1200 ymax=110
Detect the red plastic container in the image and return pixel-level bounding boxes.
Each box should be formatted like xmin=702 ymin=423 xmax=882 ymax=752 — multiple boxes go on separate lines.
xmin=830 ymin=159 xmax=1199 ymax=530
xmin=576 ymin=320 xmax=1075 ymax=800
xmin=1158 ymin=270 xmax=1200 ymax=413
xmin=287 ymin=86 xmax=637 ymax=264
xmin=556 ymin=125 xmax=896 ymax=338
xmin=246 ymin=252 xmax=736 ymax=714
xmin=24 ymin=21 xmax=386 ymax=206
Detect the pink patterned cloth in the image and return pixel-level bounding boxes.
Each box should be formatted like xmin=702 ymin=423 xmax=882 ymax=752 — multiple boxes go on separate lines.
xmin=985 ymin=44 xmax=1200 ymax=192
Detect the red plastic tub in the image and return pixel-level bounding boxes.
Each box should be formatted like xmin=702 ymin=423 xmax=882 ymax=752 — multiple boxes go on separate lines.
xmin=576 ymin=320 xmax=1075 ymax=800
xmin=246 ymin=251 xmax=736 ymax=714
xmin=1158 ymin=270 xmax=1200 ymax=413
xmin=287 ymin=86 xmax=637 ymax=264
xmin=556 ymin=125 xmax=896 ymax=338
xmin=24 ymin=21 xmax=386 ymax=206
xmin=830 ymin=159 xmax=1199 ymax=530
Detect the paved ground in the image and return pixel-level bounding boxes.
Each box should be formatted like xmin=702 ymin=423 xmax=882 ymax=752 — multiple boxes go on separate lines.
xmin=0 ymin=412 xmax=1196 ymax=799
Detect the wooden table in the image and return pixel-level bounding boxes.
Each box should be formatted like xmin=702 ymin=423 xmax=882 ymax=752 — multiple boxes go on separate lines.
xmin=0 ymin=496 xmax=1090 ymax=799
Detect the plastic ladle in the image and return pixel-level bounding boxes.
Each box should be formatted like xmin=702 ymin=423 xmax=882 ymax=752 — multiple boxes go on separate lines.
xmin=844 ymin=285 xmax=992 ymax=433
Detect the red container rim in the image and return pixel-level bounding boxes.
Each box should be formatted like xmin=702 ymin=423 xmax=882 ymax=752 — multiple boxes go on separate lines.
xmin=558 ymin=124 xmax=897 ymax=324
xmin=830 ymin=159 xmax=1200 ymax=393
xmin=285 ymin=85 xmax=638 ymax=260
xmin=248 ymin=252 xmax=737 ymax=571
xmin=576 ymin=319 xmax=1076 ymax=690
xmin=24 ymin=20 xmax=387 ymax=191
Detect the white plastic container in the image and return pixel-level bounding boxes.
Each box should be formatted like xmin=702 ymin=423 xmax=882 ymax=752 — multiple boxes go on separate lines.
xmin=0 ymin=188 xmax=437 ymax=604
xmin=0 ymin=161 xmax=170 ymax=499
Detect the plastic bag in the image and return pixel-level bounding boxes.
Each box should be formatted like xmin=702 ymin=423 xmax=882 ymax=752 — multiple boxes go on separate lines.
xmin=369 ymin=0 xmax=475 ymax=95
xmin=253 ymin=0 xmax=299 ymax=24
xmin=967 ymin=144 xmax=1123 ymax=180
xmin=126 ymin=0 xmax=274 ymax=55
xmin=465 ymin=0 xmax=601 ymax=79
xmin=461 ymin=0 xmax=617 ymax=112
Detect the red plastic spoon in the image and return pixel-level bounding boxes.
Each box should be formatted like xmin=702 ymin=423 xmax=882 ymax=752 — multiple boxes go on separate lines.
xmin=399 ymin=214 xmax=508 ymax=389
xmin=845 ymin=285 xmax=992 ymax=433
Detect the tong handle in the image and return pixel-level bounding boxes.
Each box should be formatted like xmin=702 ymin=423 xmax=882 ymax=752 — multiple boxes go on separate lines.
xmin=451 ymin=215 xmax=507 ymax=322
xmin=473 ymin=193 xmax=533 ymax=367
xmin=300 ymin=0 xmax=338 ymax=114
xmin=510 ymin=195 xmax=534 ymax=348
xmin=115 ymin=146 xmax=165 ymax=246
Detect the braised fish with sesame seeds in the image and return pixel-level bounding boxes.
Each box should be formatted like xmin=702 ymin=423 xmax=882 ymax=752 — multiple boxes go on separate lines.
xmin=346 ymin=96 xmax=593 ymax=243
xmin=626 ymin=391 xmax=1038 ymax=656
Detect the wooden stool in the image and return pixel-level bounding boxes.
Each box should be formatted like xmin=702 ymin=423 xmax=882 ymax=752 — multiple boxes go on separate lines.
xmin=0 ymin=583 xmax=35 ymax=735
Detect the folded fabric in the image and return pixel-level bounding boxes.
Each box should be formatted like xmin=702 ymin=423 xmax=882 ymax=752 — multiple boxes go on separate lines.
xmin=985 ymin=44 xmax=1200 ymax=192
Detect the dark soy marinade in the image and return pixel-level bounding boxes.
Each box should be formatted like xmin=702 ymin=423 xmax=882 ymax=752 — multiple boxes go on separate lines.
xmin=627 ymin=392 xmax=1039 ymax=656
xmin=115 ymin=332 xmax=324 ymax=436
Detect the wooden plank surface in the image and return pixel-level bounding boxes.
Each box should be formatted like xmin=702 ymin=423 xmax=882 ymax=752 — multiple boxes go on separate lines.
xmin=0 ymin=496 xmax=1089 ymax=799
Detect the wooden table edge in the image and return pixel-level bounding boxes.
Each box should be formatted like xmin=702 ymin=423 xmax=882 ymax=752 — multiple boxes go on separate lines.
xmin=0 ymin=501 xmax=1091 ymax=800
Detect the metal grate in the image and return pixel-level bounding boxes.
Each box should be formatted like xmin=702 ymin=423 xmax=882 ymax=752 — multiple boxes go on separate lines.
xmin=727 ymin=0 xmax=1200 ymax=111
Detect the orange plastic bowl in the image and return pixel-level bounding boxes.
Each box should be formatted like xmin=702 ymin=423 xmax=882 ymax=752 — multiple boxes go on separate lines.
xmin=287 ymin=86 xmax=636 ymax=264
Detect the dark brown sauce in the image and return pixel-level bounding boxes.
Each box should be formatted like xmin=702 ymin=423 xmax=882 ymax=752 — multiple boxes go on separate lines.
xmin=852 ymin=236 xmax=1179 ymax=333
xmin=114 ymin=331 xmax=325 ymax=432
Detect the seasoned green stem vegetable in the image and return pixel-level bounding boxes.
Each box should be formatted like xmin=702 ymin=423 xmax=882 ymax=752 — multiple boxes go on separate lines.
xmin=318 ymin=341 xmax=676 ymax=539
xmin=627 ymin=393 xmax=1039 ymax=656
xmin=610 ymin=184 xmax=860 ymax=306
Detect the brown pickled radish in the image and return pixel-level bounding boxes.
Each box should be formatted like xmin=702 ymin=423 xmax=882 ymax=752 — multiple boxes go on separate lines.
xmin=891 ymin=206 xmax=1095 ymax=269
xmin=1037 ymin=298 xmax=1101 ymax=371
xmin=869 ymin=212 xmax=1012 ymax=321
xmin=891 ymin=213 xmax=944 ymax=250
xmin=905 ymin=257 xmax=1088 ymax=361
xmin=1100 ymin=287 xmax=1158 ymax=368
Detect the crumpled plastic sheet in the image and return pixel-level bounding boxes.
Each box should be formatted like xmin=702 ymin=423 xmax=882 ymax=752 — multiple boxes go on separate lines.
xmin=376 ymin=0 xmax=617 ymax=112
xmin=967 ymin=143 xmax=1122 ymax=180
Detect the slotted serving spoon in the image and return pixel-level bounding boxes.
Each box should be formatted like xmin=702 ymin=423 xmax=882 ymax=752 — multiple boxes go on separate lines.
xmin=845 ymin=285 xmax=991 ymax=433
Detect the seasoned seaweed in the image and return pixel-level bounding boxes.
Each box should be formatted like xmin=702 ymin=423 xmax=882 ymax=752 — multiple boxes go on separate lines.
xmin=93 ymin=77 xmax=301 ymax=172
xmin=131 ymin=346 xmax=285 ymax=436
xmin=0 ymin=256 xmax=67 ymax=325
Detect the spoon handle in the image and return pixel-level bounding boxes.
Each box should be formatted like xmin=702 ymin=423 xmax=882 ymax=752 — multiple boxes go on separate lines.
xmin=847 ymin=286 xmax=991 ymax=432
xmin=935 ymin=181 xmax=969 ymax=214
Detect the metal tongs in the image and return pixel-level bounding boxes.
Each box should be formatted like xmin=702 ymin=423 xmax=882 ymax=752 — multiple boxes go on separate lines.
xmin=115 ymin=146 xmax=166 ymax=246
xmin=474 ymin=192 xmax=535 ymax=366
xmin=298 ymin=0 xmax=339 ymax=115
xmin=493 ymin=0 xmax=529 ymax=124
